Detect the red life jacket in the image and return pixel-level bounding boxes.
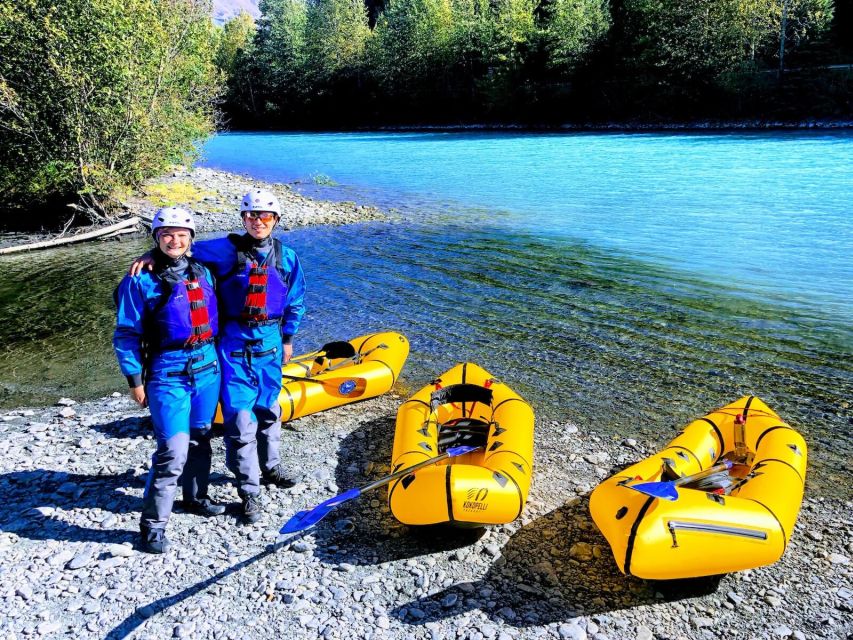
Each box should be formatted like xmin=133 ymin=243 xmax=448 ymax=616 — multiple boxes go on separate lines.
xmin=242 ymin=263 xmax=270 ymax=323
xmin=185 ymin=278 xmax=214 ymax=345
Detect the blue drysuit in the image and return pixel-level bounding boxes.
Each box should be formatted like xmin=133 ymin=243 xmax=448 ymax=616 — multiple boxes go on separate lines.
xmin=192 ymin=234 xmax=306 ymax=496
xmin=113 ymin=255 xmax=221 ymax=531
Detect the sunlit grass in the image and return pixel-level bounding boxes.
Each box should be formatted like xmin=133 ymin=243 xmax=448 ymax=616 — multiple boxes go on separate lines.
xmin=142 ymin=181 xmax=214 ymax=207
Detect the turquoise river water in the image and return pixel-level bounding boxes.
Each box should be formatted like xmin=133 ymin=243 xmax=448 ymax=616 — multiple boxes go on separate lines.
xmin=0 ymin=131 xmax=850 ymax=496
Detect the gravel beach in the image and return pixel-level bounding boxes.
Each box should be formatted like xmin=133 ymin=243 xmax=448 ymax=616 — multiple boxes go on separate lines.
xmin=126 ymin=166 xmax=387 ymax=234
xmin=0 ymin=393 xmax=850 ymax=640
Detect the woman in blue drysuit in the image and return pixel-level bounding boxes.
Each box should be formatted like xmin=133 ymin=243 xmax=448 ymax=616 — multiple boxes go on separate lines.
xmin=130 ymin=190 xmax=306 ymax=524
xmin=114 ymin=208 xmax=225 ymax=554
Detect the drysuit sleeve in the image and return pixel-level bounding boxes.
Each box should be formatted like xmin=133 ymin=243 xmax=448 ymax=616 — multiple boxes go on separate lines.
xmin=280 ymin=249 xmax=306 ymax=342
xmin=113 ymin=275 xmax=147 ymax=387
xmin=190 ymin=237 xmax=235 ymax=279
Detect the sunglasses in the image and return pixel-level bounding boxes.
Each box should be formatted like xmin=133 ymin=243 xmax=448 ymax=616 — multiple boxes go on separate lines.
xmin=243 ymin=211 xmax=276 ymax=221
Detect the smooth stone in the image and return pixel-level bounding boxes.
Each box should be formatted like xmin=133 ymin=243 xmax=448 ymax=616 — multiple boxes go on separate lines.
xmin=441 ymin=593 xmax=459 ymax=608
xmin=691 ymin=616 xmax=714 ymax=628
xmin=37 ymin=621 xmax=62 ymax=634
xmin=558 ymin=623 xmax=587 ymax=640
xmin=100 ymin=514 xmax=118 ymax=528
xmin=636 ymin=626 xmax=654 ymax=640
xmin=49 ymin=549 xmax=75 ymax=567
xmin=569 ymin=542 xmax=594 ymax=561
xmin=106 ymin=544 xmax=135 ymax=558
xmin=67 ymin=547 xmax=95 ymax=570
xmin=16 ymin=584 xmax=34 ymax=600
xmin=82 ymin=601 xmax=101 ymax=614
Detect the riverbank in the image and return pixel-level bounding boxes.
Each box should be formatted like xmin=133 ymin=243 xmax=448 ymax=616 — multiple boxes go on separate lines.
xmin=1 ymin=393 xmax=850 ymax=640
xmin=0 ymin=166 xmax=387 ymax=251
xmin=370 ymin=119 xmax=853 ymax=132
xmin=126 ymin=166 xmax=387 ymax=234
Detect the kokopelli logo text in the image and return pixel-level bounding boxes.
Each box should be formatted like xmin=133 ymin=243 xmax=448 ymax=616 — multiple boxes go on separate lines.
xmin=463 ymin=488 xmax=489 ymax=511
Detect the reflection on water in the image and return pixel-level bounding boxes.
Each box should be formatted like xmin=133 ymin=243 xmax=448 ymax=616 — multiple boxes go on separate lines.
xmin=0 ymin=218 xmax=850 ymax=496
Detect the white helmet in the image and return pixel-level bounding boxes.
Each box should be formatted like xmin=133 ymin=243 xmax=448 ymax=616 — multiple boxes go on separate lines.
xmin=241 ymin=189 xmax=281 ymax=217
xmin=151 ymin=206 xmax=196 ymax=238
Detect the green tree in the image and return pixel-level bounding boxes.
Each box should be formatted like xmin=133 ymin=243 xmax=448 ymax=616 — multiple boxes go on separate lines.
xmin=254 ymin=0 xmax=308 ymax=117
xmin=371 ymin=0 xmax=454 ymax=103
xmin=0 ymin=0 xmax=220 ymax=222
xmin=621 ymin=0 xmax=833 ymax=83
xmin=304 ymin=0 xmax=371 ymax=85
xmin=546 ymin=0 xmax=611 ymax=72
xmin=216 ymin=10 xmax=256 ymax=77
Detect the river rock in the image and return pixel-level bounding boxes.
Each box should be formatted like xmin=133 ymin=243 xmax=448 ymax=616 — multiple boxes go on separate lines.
xmin=569 ymin=542 xmax=594 ymax=561
xmin=635 ymin=626 xmax=654 ymax=640
xmin=558 ymin=623 xmax=587 ymax=640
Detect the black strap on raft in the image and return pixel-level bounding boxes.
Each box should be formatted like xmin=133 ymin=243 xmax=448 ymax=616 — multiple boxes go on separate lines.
xmin=437 ymin=417 xmax=491 ymax=453
xmin=317 ymin=341 xmax=357 ymax=362
xmin=429 ymin=384 xmax=493 ymax=413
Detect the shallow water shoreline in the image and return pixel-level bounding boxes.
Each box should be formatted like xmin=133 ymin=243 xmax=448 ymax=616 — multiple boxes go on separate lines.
xmin=0 ymin=393 xmax=850 ymax=639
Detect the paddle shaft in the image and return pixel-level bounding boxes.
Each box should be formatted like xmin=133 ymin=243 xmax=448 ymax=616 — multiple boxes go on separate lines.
xmin=279 ymin=445 xmax=482 ymax=533
xmin=281 ymin=372 xmax=341 ymax=386
xmin=361 ymin=446 xmax=475 ymax=493
xmin=671 ymin=461 xmax=733 ymax=487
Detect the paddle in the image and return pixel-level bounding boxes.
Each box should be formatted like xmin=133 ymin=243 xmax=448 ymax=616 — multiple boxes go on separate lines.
xmin=279 ymin=444 xmax=482 ymax=534
xmin=626 ymin=460 xmax=734 ymax=501
xmin=280 ymin=373 xmax=368 ymax=398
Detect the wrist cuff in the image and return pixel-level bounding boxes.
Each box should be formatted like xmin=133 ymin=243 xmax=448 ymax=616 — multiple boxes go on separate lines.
xmin=126 ymin=373 xmax=143 ymax=388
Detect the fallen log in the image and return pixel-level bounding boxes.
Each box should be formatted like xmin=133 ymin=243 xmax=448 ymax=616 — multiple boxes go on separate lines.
xmin=0 ymin=217 xmax=140 ymax=255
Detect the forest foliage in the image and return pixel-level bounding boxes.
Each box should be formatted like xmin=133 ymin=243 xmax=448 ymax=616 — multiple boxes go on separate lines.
xmin=0 ymin=0 xmax=220 ymax=221
xmin=221 ymin=0 xmax=847 ymax=126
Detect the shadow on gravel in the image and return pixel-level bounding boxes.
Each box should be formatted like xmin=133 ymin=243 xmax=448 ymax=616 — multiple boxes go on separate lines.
xmin=306 ymin=414 xmax=486 ymax=567
xmin=102 ymin=542 xmax=283 ymax=640
xmin=86 ymin=415 xmax=152 ymax=439
xmin=391 ymin=496 xmax=723 ymax=628
xmin=0 ymin=469 xmax=139 ymax=544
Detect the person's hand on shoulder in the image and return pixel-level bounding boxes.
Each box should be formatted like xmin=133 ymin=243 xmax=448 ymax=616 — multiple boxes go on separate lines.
xmin=129 ymin=252 xmax=155 ymax=277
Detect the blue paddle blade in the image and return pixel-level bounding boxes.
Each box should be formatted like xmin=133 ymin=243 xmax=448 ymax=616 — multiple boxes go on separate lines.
xmin=626 ymin=481 xmax=679 ymax=501
xmin=279 ymin=488 xmax=362 ymax=534
xmin=446 ymin=444 xmax=478 ymax=457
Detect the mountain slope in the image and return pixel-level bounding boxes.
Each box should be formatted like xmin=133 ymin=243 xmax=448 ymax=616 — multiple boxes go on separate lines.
xmin=213 ymin=0 xmax=259 ymax=24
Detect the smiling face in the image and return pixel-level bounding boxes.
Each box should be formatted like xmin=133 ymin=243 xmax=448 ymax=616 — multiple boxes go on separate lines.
xmin=156 ymin=227 xmax=192 ymax=259
xmin=242 ymin=210 xmax=278 ymax=240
